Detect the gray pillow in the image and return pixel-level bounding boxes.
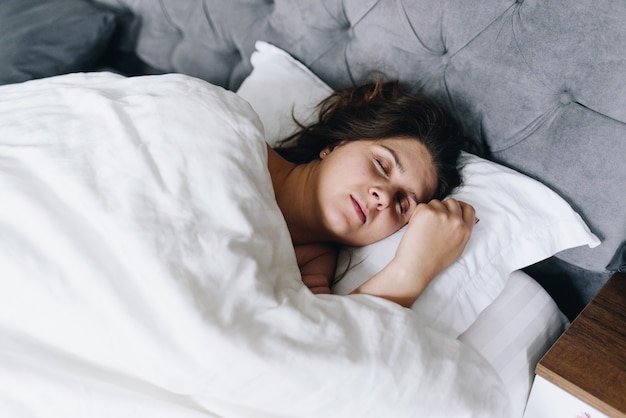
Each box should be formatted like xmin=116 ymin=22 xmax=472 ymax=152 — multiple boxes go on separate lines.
xmin=0 ymin=0 xmax=117 ymax=85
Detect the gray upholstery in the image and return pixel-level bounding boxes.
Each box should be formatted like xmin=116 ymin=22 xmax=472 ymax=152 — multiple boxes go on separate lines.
xmin=94 ymin=0 xmax=626 ymax=309
xmin=0 ymin=0 xmax=117 ymax=85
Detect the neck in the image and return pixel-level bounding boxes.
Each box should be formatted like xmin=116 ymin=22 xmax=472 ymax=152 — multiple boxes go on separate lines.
xmin=266 ymin=145 xmax=326 ymax=245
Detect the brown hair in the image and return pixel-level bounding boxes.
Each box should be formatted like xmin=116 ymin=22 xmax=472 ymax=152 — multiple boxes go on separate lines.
xmin=274 ymin=79 xmax=471 ymax=200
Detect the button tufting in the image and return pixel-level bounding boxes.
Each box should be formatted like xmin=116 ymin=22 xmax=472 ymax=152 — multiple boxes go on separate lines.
xmin=559 ymin=91 xmax=573 ymax=105
xmin=441 ymin=54 xmax=451 ymax=67
xmin=340 ymin=20 xmax=354 ymax=39
xmin=347 ymin=25 xmax=355 ymax=39
xmin=517 ymin=0 xmax=524 ymax=4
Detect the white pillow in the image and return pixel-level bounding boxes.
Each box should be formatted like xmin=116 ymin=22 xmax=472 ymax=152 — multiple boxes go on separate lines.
xmin=237 ymin=41 xmax=601 ymax=337
xmin=237 ymin=41 xmax=333 ymax=146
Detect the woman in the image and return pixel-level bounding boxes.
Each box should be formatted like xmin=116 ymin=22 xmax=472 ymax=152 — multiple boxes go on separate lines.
xmin=267 ymin=80 xmax=476 ymax=308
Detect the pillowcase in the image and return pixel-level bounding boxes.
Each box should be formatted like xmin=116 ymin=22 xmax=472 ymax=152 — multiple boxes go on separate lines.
xmin=0 ymin=0 xmax=117 ymax=85
xmin=237 ymin=41 xmax=601 ymax=337
xmin=237 ymin=41 xmax=333 ymax=146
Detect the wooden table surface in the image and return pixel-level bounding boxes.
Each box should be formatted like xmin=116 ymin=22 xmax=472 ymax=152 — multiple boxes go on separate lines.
xmin=536 ymin=272 xmax=626 ymax=417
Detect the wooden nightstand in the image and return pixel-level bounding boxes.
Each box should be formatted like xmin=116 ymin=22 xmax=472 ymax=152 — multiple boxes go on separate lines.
xmin=524 ymin=272 xmax=626 ymax=418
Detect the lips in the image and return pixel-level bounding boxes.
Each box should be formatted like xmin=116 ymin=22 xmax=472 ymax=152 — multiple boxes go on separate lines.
xmin=351 ymin=196 xmax=366 ymax=223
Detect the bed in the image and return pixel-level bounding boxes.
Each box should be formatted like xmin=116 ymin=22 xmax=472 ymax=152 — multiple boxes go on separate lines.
xmin=1 ymin=1 xmax=624 ymax=417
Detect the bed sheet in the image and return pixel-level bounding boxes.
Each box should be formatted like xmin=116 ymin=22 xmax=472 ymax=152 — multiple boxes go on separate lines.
xmin=460 ymin=270 xmax=568 ymax=418
xmin=0 ymin=73 xmax=509 ymax=417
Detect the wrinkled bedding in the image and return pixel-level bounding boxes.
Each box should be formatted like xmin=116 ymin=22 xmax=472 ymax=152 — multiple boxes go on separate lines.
xmin=0 ymin=73 xmax=509 ymax=417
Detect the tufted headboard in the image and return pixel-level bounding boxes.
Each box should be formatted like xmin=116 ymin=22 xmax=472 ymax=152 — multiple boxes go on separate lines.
xmin=94 ymin=0 xmax=626 ymax=311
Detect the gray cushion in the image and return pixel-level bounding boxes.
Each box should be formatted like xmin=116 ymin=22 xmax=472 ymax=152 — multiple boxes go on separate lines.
xmin=92 ymin=0 xmax=626 ymax=278
xmin=0 ymin=0 xmax=117 ymax=85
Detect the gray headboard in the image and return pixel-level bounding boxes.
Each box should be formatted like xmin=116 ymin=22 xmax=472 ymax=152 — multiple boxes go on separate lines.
xmin=95 ymin=0 xmax=626 ymax=312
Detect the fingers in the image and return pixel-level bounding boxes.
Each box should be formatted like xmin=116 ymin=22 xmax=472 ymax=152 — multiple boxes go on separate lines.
xmin=416 ymin=198 xmax=476 ymax=226
xmin=310 ymin=286 xmax=332 ymax=295
xmin=456 ymin=200 xmax=476 ymax=225
xmin=302 ymin=274 xmax=332 ymax=295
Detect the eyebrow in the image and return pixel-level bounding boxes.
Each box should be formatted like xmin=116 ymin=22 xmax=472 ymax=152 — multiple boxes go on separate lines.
xmin=380 ymin=144 xmax=420 ymax=205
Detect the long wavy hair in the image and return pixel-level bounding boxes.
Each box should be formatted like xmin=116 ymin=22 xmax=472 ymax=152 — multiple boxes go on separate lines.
xmin=274 ymin=79 xmax=472 ymax=200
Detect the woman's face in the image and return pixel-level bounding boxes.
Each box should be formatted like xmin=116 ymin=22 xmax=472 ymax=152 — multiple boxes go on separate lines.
xmin=316 ymin=137 xmax=437 ymax=246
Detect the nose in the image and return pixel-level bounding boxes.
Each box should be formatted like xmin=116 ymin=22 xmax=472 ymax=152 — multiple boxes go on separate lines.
xmin=370 ymin=186 xmax=391 ymax=210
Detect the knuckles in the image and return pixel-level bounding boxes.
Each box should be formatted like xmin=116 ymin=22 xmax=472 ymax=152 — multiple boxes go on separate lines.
xmin=411 ymin=199 xmax=474 ymax=241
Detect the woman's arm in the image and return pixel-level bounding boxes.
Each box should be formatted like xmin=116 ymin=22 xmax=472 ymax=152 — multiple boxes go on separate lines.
xmin=295 ymin=243 xmax=337 ymax=294
xmin=352 ymin=198 xmax=475 ymax=307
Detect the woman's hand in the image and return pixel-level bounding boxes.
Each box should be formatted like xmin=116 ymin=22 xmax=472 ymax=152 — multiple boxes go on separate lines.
xmin=352 ymin=198 xmax=475 ymax=307
xmin=295 ymin=244 xmax=336 ymax=295
xmin=396 ymin=198 xmax=475 ymax=284
xmin=301 ymin=274 xmax=332 ymax=294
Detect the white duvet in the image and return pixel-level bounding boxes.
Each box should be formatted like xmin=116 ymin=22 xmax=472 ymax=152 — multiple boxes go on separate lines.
xmin=0 ymin=73 xmax=509 ymax=417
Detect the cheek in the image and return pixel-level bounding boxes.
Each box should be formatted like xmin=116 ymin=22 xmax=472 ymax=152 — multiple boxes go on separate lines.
xmin=371 ymin=213 xmax=406 ymax=241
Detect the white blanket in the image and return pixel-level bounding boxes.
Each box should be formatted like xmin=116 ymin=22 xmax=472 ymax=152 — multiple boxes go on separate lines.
xmin=0 ymin=73 xmax=509 ymax=417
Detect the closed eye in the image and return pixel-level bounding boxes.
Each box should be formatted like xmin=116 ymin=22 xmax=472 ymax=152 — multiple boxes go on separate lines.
xmin=397 ymin=196 xmax=410 ymax=214
xmin=376 ymin=158 xmax=389 ymax=176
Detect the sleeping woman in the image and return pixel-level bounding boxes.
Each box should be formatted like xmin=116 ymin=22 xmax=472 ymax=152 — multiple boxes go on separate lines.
xmin=267 ymin=79 xmax=476 ymax=308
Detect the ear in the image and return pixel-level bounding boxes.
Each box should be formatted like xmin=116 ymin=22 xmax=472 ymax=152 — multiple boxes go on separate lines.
xmin=319 ymin=146 xmax=332 ymax=159
xmin=320 ymin=141 xmax=346 ymax=159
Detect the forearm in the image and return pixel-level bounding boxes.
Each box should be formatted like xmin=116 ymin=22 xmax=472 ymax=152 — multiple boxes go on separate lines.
xmin=350 ymin=259 xmax=435 ymax=308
